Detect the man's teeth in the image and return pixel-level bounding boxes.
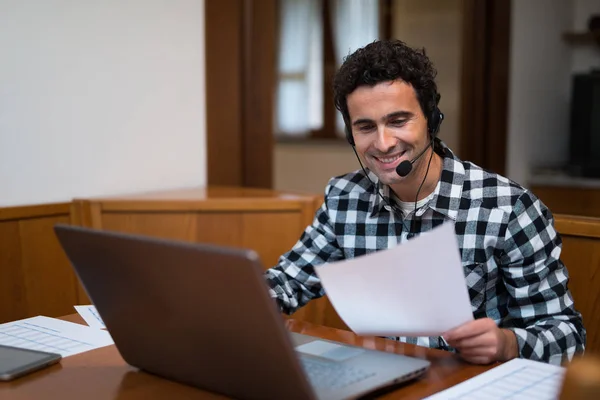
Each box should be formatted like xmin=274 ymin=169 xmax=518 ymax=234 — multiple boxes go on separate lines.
xmin=378 ymin=155 xmax=400 ymax=163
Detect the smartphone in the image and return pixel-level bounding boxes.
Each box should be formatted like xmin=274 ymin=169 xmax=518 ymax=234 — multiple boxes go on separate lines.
xmin=0 ymin=345 xmax=62 ymax=381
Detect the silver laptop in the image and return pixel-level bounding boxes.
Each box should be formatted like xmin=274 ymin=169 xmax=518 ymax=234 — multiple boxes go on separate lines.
xmin=54 ymin=225 xmax=430 ymax=400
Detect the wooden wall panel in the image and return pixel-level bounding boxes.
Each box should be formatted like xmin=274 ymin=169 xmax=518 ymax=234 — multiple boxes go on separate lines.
xmin=560 ymin=236 xmax=600 ymax=354
xmin=101 ymin=213 xmax=198 ymax=242
xmin=531 ymin=186 xmax=600 ymax=218
xmin=19 ymin=215 xmax=79 ymax=318
xmin=555 ymin=215 xmax=600 ymax=355
xmin=0 ymin=222 xmax=27 ymax=322
xmin=241 ymin=212 xmax=303 ymax=268
xmin=0 ymin=203 xmax=77 ymax=324
xmin=195 ymin=213 xmax=243 ymax=248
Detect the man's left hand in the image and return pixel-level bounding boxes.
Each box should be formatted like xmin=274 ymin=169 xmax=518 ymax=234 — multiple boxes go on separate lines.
xmin=443 ymin=318 xmax=518 ymax=364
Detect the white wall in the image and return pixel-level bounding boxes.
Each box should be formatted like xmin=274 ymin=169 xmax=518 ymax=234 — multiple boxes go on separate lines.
xmin=506 ymin=0 xmax=573 ymax=186
xmin=0 ymin=0 xmax=206 ymax=207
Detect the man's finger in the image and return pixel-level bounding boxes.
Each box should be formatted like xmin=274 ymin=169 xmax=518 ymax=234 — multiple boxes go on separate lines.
xmin=444 ymin=319 xmax=494 ymax=341
xmin=456 ymin=346 xmax=496 ymax=358
xmin=448 ymin=333 xmax=495 ymax=350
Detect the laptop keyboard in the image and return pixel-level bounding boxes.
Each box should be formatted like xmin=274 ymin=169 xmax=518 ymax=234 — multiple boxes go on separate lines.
xmin=300 ymin=357 xmax=376 ymax=390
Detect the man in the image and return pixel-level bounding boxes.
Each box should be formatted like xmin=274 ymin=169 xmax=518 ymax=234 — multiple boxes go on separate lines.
xmin=265 ymin=40 xmax=585 ymax=365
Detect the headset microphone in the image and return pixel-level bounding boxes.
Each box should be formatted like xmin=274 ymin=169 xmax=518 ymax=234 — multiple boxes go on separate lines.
xmin=395 ymin=139 xmax=434 ymax=177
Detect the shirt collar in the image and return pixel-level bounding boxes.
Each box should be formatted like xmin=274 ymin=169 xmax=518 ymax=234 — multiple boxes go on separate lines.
xmin=369 ymin=140 xmax=465 ymax=220
xmin=427 ymin=144 xmax=465 ymax=221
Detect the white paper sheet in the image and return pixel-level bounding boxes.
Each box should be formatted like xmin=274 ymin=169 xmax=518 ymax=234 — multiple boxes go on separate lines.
xmin=74 ymin=305 xmax=106 ymax=329
xmin=314 ymin=223 xmax=473 ymax=336
xmin=0 ymin=316 xmax=114 ymax=357
xmin=425 ymin=358 xmax=565 ymax=399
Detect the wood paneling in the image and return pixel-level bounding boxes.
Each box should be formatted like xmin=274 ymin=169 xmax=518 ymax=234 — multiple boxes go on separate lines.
xmin=102 ymin=213 xmax=198 ymax=242
xmin=19 ymin=215 xmax=78 ymax=318
xmin=241 ymin=212 xmax=302 ymax=267
xmin=555 ymin=215 xmax=600 ymax=355
xmin=531 ymin=186 xmax=600 ymax=218
xmin=0 ymin=203 xmax=77 ymax=323
xmin=195 ymin=213 xmax=244 ymax=248
xmin=0 ymin=222 xmax=26 ymax=322
xmin=99 ymin=210 xmax=305 ymax=268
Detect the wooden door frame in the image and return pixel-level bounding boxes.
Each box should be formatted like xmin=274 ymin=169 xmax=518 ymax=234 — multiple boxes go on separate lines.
xmin=459 ymin=0 xmax=511 ymax=175
xmin=205 ymin=0 xmax=511 ymax=187
xmin=205 ymin=0 xmax=276 ymax=188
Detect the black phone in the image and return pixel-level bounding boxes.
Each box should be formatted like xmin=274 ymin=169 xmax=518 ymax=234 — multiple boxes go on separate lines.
xmin=0 ymin=345 xmax=62 ymax=381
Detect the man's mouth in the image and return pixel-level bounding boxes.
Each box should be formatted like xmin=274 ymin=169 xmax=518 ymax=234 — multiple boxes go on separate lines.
xmin=373 ymin=152 xmax=405 ymax=167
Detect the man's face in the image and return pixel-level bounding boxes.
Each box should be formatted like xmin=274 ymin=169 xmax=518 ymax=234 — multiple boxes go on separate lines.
xmin=347 ymin=80 xmax=429 ymax=186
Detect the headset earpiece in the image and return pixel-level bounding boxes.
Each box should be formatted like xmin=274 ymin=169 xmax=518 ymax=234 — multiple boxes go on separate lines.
xmin=427 ymin=107 xmax=444 ymax=138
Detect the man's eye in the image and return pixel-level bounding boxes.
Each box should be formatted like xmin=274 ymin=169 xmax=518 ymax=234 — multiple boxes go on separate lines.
xmin=358 ymin=125 xmax=374 ymax=132
xmin=390 ymin=120 xmax=406 ymax=126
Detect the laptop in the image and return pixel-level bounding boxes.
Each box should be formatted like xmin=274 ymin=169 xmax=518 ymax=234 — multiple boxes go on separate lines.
xmin=54 ymin=225 xmax=430 ymax=400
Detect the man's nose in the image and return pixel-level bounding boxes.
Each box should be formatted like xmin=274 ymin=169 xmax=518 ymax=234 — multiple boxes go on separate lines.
xmin=374 ymin=126 xmax=396 ymax=152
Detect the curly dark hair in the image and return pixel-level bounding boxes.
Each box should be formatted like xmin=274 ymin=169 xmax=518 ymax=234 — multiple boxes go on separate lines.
xmin=333 ymin=40 xmax=439 ymax=129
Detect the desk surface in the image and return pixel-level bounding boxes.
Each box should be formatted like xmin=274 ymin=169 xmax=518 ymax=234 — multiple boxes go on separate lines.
xmin=1 ymin=315 xmax=496 ymax=399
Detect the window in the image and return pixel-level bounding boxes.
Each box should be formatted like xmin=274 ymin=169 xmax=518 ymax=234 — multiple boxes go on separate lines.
xmin=275 ymin=0 xmax=384 ymax=140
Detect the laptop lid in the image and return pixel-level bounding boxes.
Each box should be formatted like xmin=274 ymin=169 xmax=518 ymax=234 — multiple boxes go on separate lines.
xmin=54 ymin=224 xmax=316 ymax=400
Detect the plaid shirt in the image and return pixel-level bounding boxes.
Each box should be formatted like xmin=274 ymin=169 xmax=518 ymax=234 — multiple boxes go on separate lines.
xmin=265 ymin=142 xmax=585 ymax=364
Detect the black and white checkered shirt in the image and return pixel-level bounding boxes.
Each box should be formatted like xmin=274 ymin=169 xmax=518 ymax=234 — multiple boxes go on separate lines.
xmin=265 ymin=142 xmax=585 ymax=364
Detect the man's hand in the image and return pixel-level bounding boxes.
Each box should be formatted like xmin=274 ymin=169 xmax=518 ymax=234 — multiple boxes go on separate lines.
xmin=443 ymin=318 xmax=518 ymax=364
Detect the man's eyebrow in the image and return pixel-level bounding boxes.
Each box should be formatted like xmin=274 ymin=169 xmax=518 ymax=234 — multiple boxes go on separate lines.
xmin=384 ymin=111 xmax=414 ymax=120
xmin=352 ymin=118 xmax=374 ymax=126
xmin=352 ymin=111 xmax=414 ymax=126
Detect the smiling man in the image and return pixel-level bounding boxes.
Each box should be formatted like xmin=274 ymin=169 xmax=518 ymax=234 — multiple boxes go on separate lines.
xmin=265 ymin=40 xmax=585 ymax=365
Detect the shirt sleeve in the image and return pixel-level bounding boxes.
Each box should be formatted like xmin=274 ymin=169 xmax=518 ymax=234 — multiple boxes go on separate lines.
xmin=500 ymin=191 xmax=586 ymax=364
xmin=264 ymin=186 xmax=344 ymax=315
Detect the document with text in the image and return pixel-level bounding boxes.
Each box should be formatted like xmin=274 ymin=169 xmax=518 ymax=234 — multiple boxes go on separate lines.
xmin=424 ymin=358 xmax=565 ymax=399
xmin=314 ymin=223 xmax=473 ymax=336
xmin=0 ymin=316 xmax=114 ymax=357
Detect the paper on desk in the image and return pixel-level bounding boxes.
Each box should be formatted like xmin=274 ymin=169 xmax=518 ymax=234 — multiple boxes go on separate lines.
xmin=0 ymin=316 xmax=114 ymax=357
xmin=314 ymin=223 xmax=473 ymax=336
xmin=74 ymin=305 xmax=106 ymax=329
xmin=424 ymin=358 xmax=565 ymax=399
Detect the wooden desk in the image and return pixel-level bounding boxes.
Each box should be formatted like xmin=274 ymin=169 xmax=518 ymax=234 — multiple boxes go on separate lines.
xmin=1 ymin=315 xmax=495 ymax=400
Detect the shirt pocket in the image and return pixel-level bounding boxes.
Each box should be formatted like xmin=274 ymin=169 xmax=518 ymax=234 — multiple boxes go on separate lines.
xmin=463 ymin=263 xmax=487 ymax=315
